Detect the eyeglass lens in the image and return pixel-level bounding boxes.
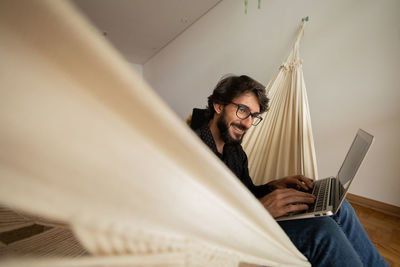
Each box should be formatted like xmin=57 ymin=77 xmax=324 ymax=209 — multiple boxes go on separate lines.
xmin=236 ymin=105 xmax=262 ymax=126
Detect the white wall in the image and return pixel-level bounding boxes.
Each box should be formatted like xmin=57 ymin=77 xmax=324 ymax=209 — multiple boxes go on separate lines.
xmin=143 ymin=0 xmax=400 ymax=206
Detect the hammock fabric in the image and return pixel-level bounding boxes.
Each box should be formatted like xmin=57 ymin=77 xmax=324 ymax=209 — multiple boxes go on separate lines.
xmin=0 ymin=0 xmax=309 ymax=266
xmin=242 ymin=21 xmax=318 ymax=185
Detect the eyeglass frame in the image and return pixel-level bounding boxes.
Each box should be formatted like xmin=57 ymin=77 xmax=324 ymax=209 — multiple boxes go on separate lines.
xmin=230 ymin=102 xmax=263 ymax=126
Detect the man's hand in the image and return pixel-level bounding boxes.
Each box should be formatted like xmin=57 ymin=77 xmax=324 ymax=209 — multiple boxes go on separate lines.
xmin=267 ymin=175 xmax=314 ymax=192
xmin=259 ymin=188 xmax=316 ymax=218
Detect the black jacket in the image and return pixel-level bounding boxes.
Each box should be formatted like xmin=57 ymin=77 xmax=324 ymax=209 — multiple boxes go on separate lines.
xmin=191 ymin=113 xmax=271 ymax=199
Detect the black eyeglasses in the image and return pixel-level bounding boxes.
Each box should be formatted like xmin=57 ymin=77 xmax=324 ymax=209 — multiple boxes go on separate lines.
xmin=230 ymin=103 xmax=263 ymax=126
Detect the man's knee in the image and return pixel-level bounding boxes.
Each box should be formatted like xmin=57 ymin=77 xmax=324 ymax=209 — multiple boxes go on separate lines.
xmin=280 ymin=217 xmax=358 ymax=264
xmin=335 ymin=199 xmax=358 ymax=225
xmin=307 ymin=217 xmax=341 ymax=241
xmin=280 ymin=217 xmax=342 ymax=244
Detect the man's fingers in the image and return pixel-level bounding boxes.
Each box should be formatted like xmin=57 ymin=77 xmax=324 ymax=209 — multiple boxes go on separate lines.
xmin=302 ymin=176 xmax=314 ymax=189
xmin=276 ymin=189 xmax=315 ymax=204
xmin=274 ymin=203 xmax=310 ymax=219
xmin=272 ymin=188 xmax=315 ymax=200
xmin=284 ymin=203 xmax=309 ymax=214
xmin=279 ymin=195 xmax=315 ymax=208
xmin=295 ymin=179 xmax=309 ymax=190
xmin=260 ymin=188 xmax=316 ymax=218
xmin=290 ymin=196 xmax=315 ymax=204
xmin=289 ymin=175 xmax=314 ymax=191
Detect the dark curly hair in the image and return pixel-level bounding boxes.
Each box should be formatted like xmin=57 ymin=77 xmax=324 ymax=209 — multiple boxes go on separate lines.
xmin=206 ymin=75 xmax=270 ymax=119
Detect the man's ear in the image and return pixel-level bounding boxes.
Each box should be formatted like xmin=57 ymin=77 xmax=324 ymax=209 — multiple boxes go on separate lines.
xmin=213 ymin=103 xmax=224 ymax=115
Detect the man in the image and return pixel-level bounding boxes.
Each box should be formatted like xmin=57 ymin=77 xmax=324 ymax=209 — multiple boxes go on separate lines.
xmin=192 ymin=75 xmax=388 ymax=266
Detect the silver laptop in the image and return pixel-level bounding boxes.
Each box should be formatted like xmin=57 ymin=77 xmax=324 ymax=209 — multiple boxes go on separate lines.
xmin=276 ymin=129 xmax=374 ymax=221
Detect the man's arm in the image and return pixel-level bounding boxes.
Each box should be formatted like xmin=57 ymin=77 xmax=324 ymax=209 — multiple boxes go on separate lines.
xmin=240 ymin=153 xmax=273 ymax=198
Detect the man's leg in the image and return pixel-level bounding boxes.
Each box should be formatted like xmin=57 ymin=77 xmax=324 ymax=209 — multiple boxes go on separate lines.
xmin=279 ymin=217 xmax=364 ymax=266
xmin=332 ymin=199 xmax=388 ymax=266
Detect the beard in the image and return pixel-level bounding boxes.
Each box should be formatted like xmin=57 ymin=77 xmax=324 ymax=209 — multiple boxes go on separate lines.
xmin=217 ymin=109 xmax=246 ymax=145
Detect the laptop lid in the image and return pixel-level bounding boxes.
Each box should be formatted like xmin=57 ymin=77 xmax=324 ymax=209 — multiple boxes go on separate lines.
xmin=334 ymin=129 xmax=374 ymax=212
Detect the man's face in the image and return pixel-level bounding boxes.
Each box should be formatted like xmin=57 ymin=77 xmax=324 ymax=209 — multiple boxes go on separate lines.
xmin=216 ymin=91 xmax=260 ymax=144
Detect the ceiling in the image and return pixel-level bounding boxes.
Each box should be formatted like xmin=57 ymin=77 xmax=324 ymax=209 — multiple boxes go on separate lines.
xmin=72 ymin=0 xmax=222 ymax=64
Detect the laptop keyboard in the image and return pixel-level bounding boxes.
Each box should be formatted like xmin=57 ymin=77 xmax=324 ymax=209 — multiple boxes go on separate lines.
xmin=308 ymin=178 xmax=330 ymax=212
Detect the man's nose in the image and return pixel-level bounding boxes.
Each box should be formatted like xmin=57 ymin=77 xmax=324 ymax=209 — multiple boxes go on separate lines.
xmin=241 ymin=116 xmax=253 ymax=129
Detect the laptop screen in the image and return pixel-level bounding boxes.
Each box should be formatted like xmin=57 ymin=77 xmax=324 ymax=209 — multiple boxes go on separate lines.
xmin=337 ymin=129 xmax=374 ymax=198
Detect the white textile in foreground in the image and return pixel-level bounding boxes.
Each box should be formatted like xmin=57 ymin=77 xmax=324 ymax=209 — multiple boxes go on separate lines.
xmin=0 ymin=1 xmax=309 ymax=266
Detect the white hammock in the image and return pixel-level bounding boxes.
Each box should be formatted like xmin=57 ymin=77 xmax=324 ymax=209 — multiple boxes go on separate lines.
xmin=242 ymin=21 xmax=318 ymax=185
xmin=0 ymin=0 xmax=309 ymax=266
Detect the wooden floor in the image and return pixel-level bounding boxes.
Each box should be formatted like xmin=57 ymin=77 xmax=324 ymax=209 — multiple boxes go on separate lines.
xmin=351 ymin=202 xmax=400 ymax=266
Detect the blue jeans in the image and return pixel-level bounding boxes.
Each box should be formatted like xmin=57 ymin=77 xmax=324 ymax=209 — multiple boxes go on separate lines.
xmin=278 ymin=199 xmax=388 ymax=266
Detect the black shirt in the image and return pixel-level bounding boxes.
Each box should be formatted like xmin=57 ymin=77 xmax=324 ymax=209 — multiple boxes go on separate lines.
xmin=195 ymin=125 xmax=271 ymax=199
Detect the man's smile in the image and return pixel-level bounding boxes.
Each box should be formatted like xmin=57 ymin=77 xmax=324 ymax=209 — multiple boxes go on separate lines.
xmin=231 ymin=123 xmax=246 ymax=136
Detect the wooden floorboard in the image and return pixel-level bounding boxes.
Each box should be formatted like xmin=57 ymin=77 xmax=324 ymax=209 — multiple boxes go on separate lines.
xmin=350 ymin=202 xmax=400 ymax=267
